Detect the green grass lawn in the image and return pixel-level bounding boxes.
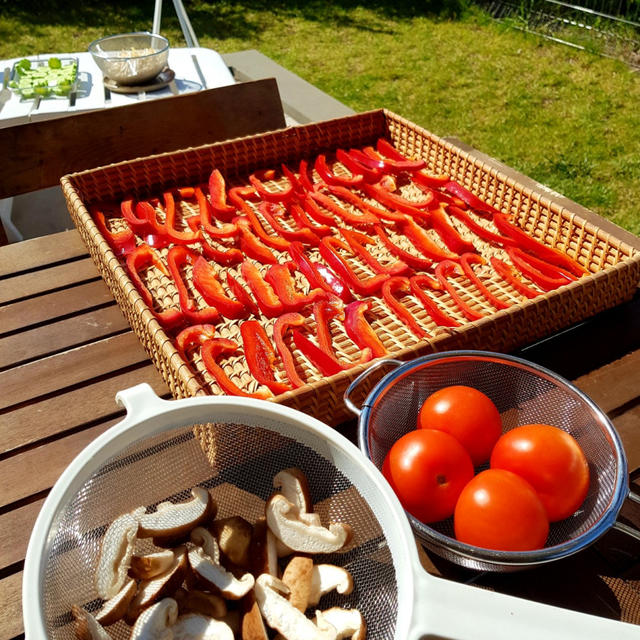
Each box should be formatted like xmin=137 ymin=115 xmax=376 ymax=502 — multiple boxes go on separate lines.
xmin=2 ymin=1 xmax=638 ymax=235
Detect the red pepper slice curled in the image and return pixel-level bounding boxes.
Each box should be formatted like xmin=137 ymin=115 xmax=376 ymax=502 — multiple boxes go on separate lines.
xmin=241 ymin=260 xmax=285 ymax=318
xmin=446 ymin=205 xmax=516 ymax=247
xmin=435 ymin=260 xmax=485 ymax=321
xmin=335 ymin=148 xmax=381 ymax=183
xmin=273 ymin=313 xmax=307 ymax=388
xmin=258 ymin=202 xmax=321 ymax=246
xmin=459 ymin=253 xmax=511 ymax=310
xmin=505 ymin=247 xmax=574 ymax=291
xmin=399 ymin=217 xmax=459 ymax=262
xmin=382 ymin=277 xmax=429 ymax=339
xmin=121 ymin=198 xmax=152 ymax=236
xmin=287 ymin=202 xmax=333 ymax=238
xmin=195 ymin=186 xmax=238 ymax=239
xmin=175 ymin=324 xmax=216 ymax=362
xmin=234 ymin=216 xmax=278 ymax=265
xmin=92 ymin=207 xmax=136 ymax=256
xmin=409 ymin=274 xmax=460 ymax=328
xmin=326 ymin=184 xmax=406 ymax=223
xmin=430 ymin=206 xmax=477 ymax=255
xmin=360 ymin=183 xmax=434 ymax=219
xmin=291 ymin=329 xmax=344 ymax=376
xmin=264 ymin=263 xmax=325 ymax=313
xmin=444 ymin=181 xmax=502 ymax=218
xmin=249 ymin=169 xmax=295 ymax=203
xmin=490 ymin=257 xmax=540 ymax=299
xmin=163 ymin=191 xmax=201 ymax=245
xmin=208 ymin=169 xmax=237 ymax=221
xmin=309 ymin=191 xmax=379 ymax=227
xmin=375 ymin=224 xmax=433 ymax=271
xmin=344 ymin=299 xmax=387 ymax=359
xmin=374 ymin=138 xmax=427 ymax=171
xmin=340 ymin=227 xmax=410 ymax=277
xmin=314 ymin=154 xmax=364 ymax=188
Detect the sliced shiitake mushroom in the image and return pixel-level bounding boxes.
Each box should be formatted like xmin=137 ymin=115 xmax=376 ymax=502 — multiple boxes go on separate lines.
xmin=172 ymin=613 xmax=235 ymax=640
xmin=314 ymin=608 xmax=365 ymax=640
xmin=211 ymin=516 xmax=253 ymax=568
xmin=188 ymin=545 xmax=255 ymax=600
xmin=71 ymin=605 xmax=113 ymax=640
xmin=281 ymin=556 xmax=314 ymax=612
xmin=130 ymin=598 xmax=178 ymax=640
xmin=94 ymin=578 xmax=137 ymax=626
xmin=272 ymin=469 xmax=320 ymax=526
xmin=174 ymin=586 xmax=227 ymax=619
xmin=130 ymin=549 xmax=176 ymax=581
xmin=308 ymin=565 xmax=354 ymax=606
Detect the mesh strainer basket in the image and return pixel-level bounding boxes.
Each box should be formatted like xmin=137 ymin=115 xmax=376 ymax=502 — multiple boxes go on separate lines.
xmin=24 ymin=383 xmax=639 ymax=639
xmin=346 ymin=350 xmax=640 ymax=573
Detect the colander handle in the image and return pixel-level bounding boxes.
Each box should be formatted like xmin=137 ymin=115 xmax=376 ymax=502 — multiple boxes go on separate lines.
xmin=611 ymin=489 xmax=640 ymax=542
xmin=343 ymin=358 xmax=403 ymax=416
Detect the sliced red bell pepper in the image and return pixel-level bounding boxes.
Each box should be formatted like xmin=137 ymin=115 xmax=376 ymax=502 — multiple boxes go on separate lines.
xmin=382 ymin=277 xmax=429 ymax=339
xmin=435 ymin=260 xmax=485 ymax=321
xmin=137 ymin=200 xmax=167 ymax=237
xmin=340 ymin=227 xmax=410 ymax=276
xmin=126 ymin=244 xmax=184 ymax=329
xmin=194 ymin=186 xmax=238 ymax=239
xmin=413 ymin=181 xmax=466 ymax=208
xmin=399 ymin=216 xmax=459 ymax=262
xmin=291 ymin=329 xmax=344 ymax=376
xmin=375 ymin=224 xmax=434 ymax=271
xmin=258 ymin=202 xmax=321 ymax=246
xmin=226 ymin=272 xmax=259 ymax=316
xmin=241 ymin=260 xmax=285 ymax=318
xmin=344 ymin=299 xmax=387 ymax=359
xmin=409 ymin=274 xmax=461 ymax=327
xmin=505 ymin=247 xmax=574 ymax=291
xmin=335 ymin=148 xmax=381 ymax=183
xmin=309 ymin=191 xmax=379 ymax=227
xmin=299 ymin=159 xmax=323 ymax=192
xmin=208 ymin=169 xmax=237 ymax=221
xmin=175 ymin=324 xmax=216 ymax=361
xmin=199 ymin=235 xmax=244 ymax=266
xmin=318 ymin=237 xmax=390 ymax=296
xmin=281 ymin=163 xmax=308 ymax=199
xmin=249 ymin=169 xmax=295 ymax=203
xmin=444 ymin=181 xmax=502 ymax=218
xmin=325 ymin=184 xmax=406 ymax=223
xmin=240 ymin=321 xmax=291 ymax=395
xmin=490 ymin=256 xmax=540 ymax=299
xmin=360 ymin=183 xmax=434 ymax=219
xmin=492 ymin=214 xmax=587 ymax=277
xmin=273 ymin=313 xmax=307 ymax=388
xmin=302 ymin=193 xmax=337 ymax=226
xmin=312 ymin=262 xmax=354 ymax=304
xmin=92 ymin=206 xmax=136 ymax=256
xmin=121 ymin=198 xmax=152 ymax=236
xmin=508 ymin=247 xmax=577 ymax=283
xmin=163 ymin=191 xmax=201 ymax=245
xmin=264 ymin=263 xmax=325 ymax=313
xmin=459 ymin=253 xmax=511 ymax=310
xmin=287 ymin=202 xmax=333 ymax=237
xmin=430 ymin=205 xmax=477 ymax=255
xmin=201 ymin=338 xmax=270 ymax=398
xmin=191 ymin=256 xmax=250 ymax=320
xmin=376 ymin=174 xmax=398 ymax=192
xmin=446 ymin=205 xmax=516 ymax=247
xmin=166 ymin=246 xmax=221 ymax=324
xmin=361 ymin=145 xmax=426 ymax=173
xmin=412 ymin=170 xmax=451 ymax=189
xmin=314 ymin=154 xmax=364 ymax=188
xmin=234 ymin=216 xmax=278 ymax=265
xmin=374 ymin=138 xmax=427 ymax=171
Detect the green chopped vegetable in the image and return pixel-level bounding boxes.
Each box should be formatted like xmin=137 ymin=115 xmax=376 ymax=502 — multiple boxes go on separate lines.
xmin=48 ymin=57 xmax=62 ymax=69
xmin=16 ymin=59 xmax=31 ymax=71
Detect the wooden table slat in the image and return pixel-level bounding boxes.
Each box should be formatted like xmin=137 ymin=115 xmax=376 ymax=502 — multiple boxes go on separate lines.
xmin=0 ymin=499 xmax=44 ymax=572
xmin=0 ymin=572 xmax=23 ymax=640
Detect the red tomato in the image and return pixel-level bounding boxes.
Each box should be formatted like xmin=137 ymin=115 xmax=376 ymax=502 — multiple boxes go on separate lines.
xmin=490 ymin=423 xmax=590 ymax=522
xmin=417 ymin=385 xmax=502 ymax=466
xmin=382 ymin=429 xmax=474 ymax=523
xmin=454 ymin=469 xmax=549 ymax=551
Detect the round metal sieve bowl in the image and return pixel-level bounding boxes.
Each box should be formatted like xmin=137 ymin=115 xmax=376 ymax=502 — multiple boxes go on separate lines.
xmin=345 ymin=350 xmax=638 ymax=572
xmin=88 ymin=31 xmax=169 ymax=85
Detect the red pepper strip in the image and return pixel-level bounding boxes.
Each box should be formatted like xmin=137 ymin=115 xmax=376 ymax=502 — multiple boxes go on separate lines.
xmin=340 ymin=227 xmax=410 ymax=276
xmin=291 ymin=329 xmax=344 ymax=376
xmin=399 ymin=216 xmax=460 ymax=262
xmin=249 ymin=170 xmax=294 ymax=203
xmin=344 ymin=299 xmax=387 ymax=359
xmin=505 ymin=247 xmax=573 ymax=291
xmin=191 ymin=256 xmax=249 ymax=319
xmin=166 ymin=246 xmax=221 ymax=324
xmin=409 ymin=274 xmax=461 ymax=327
xmin=492 ymin=214 xmax=587 ymax=277
xmin=207 ymin=169 xmax=237 ymax=221
xmin=312 ymin=262 xmax=354 ymax=304
xmin=163 ymin=191 xmax=202 ymax=245
xmin=361 ymin=145 xmax=426 ymax=173
xmin=335 ymin=148 xmax=381 ymax=183
xmin=241 ymin=260 xmax=285 ymax=318
xmin=257 ymin=201 xmax=321 ymax=246
xmin=430 ymin=206 xmax=477 ymax=255
xmin=319 ymin=237 xmax=390 ymax=296
xmin=280 ymin=163 xmax=308 ymax=198
xmin=360 ymin=183 xmax=435 ymax=219
xmin=175 ymin=324 xmax=216 ymax=361
xmin=201 ymin=338 xmax=270 ymax=398
xmin=413 ymin=181 xmax=466 ymax=209
xmin=194 ymin=186 xmax=238 ymax=239
xmin=234 ymin=216 xmax=278 ymax=265
xmin=375 ymin=224 xmax=433 ymax=271
xmin=126 ymin=244 xmax=184 ymax=329
xmin=412 ymin=170 xmax=451 ymax=189
xmin=459 ymin=253 xmax=511 ymax=310
xmin=240 ymin=321 xmax=291 ymax=394
xmin=435 ymin=261 xmax=485 ymax=321
xmin=490 ymin=257 xmax=540 ymax=299
xmin=264 ymin=263 xmax=326 ymax=313
xmin=325 ymin=184 xmax=405 ymax=223
xmin=227 ymin=272 xmax=260 ymax=316
xmin=309 ymin=191 xmax=379 ymax=227
xmin=444 ymin=181 xmax=502 ymax=218
xmin=382 ymin=277 xmax=429 ymax=339
xmin=301 ymin=193 xmax=337 ymax=226
xmin=299 ymin=159 xmax=323 ymax=192
xmin=138 ymin=200 xmax=166 ymax=236
xmin=92 ymin=207 xmax=136 ymax=256
xmin=446 ymin=205 xmax=516 ymax=247
xmin=273 ymin=313 xmax=307 ymax=388
xmin=508 ymin=247 xmax=577 ymax=283
xmin=314 ymin=154 xmax=364 ymax=188
xmin=376 ymin=175 xmax=398 ymax=192
xmin=374 ymin=138 xmax=427 ymax=171
xmin=287 ymin=202 xmax=333 ymax=237
xmin=287 ymin=241 xmax=346 ymax=301
xmin=121 ymin=198 xmax=152 ymax=235
xmin=199 ymin=235 xmax=244 ymax=266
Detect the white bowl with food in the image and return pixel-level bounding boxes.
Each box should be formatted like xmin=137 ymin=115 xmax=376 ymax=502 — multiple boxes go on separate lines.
xmin=88 ymin=31 xmax=169 ymax=85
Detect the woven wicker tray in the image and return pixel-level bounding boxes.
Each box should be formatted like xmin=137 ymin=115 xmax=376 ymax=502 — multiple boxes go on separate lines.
xmin=61 ymin=109 xmax=640 ymax=426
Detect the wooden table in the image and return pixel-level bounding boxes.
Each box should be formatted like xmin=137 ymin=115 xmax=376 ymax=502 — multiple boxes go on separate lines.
xmin=2 ymin=51 xmax=640 ymax=639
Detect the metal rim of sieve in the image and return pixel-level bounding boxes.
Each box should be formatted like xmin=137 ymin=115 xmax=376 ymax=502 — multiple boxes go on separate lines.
xmin=352 ymin=350 xmax=630 ymax=570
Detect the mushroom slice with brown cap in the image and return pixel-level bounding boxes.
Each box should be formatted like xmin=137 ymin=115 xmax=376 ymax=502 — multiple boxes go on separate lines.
xmin=130 ymin=549 xmax=176 ymax=580
xmin=281 ymin=556 xmax=314 ymax=612
xmin=71 ymin=605 xmax=113 ymax=640
xmin=96 ymin=507 xmax=144 ymax=599
xmin=127 ymin=546 xmax=188 ymax=622
xmin=314 ymin=609 xmax=366 ymax=640
xmin=130 ymin=598 xmax=178 ymax=640
xmin=138 ymin=488 xmax=215 ymax=538
xmin=188 ymin=545 xmax=254 ymax=599
xmin=175 ymin=587 xmax=227 ymax=619
xmin=308 ymin=565 xmax=354 ymax=606
xmin=212 ymin=516 xmax=254 ymax=568
xmin=172 ymin=613 xmax=235 ymax=640
xmin=94 ymin=578 xmax=137 ymax=626
xmin=190 ymin=527 xmax=220 ymax=563
xmin=254 ymin=574 xmax=338 ymax=640
xmin=272 ymin=469 xmax=321 ymax=526
xmin=265 ymin=495 xmax=352 ymax=554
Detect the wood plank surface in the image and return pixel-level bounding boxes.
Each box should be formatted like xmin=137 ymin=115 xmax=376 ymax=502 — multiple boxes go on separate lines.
xmin=0 ymin=572 xmax=23 ymax=640
xmin=0 ymin=499 xmax=44 ymax=572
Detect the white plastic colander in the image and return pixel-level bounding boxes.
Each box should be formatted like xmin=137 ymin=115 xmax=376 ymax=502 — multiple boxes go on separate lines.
xmin=23 ymin=382 xmax=639 ymax=639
